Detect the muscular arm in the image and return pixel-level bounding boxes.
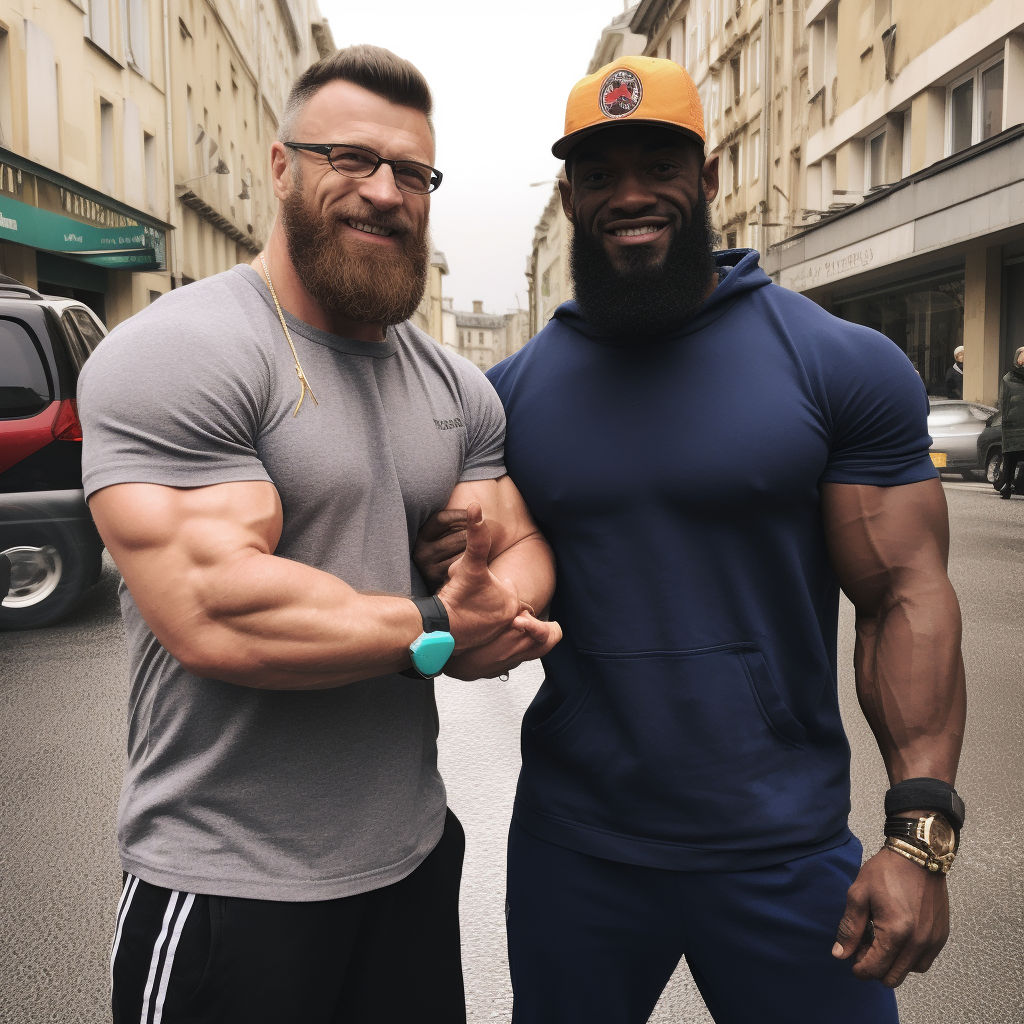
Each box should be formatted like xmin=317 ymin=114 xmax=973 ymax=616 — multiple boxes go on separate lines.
xmin=89 ymin=480 xmax=521 ymax=690
xmin=446 ymin=475 xmax=555 ymax=616
xmin=822 ymin=477 xmax=966 ymax=987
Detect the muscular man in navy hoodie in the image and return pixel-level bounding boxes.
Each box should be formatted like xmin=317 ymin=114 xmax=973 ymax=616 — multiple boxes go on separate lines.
xmin=416 ymin=56 xmax=966 ymax=1024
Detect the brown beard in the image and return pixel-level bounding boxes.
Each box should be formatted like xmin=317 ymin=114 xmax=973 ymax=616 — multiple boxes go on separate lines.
xmin=280 ymin=170 xmax=429 ymax=328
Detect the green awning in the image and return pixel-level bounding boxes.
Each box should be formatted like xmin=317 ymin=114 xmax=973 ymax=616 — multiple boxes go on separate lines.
xmin=0 ymin=148 xmax=168 ymax=272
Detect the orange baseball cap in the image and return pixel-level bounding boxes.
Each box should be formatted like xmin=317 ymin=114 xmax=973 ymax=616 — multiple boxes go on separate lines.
xmin=552 ymin=55 xmax=705 ymax=160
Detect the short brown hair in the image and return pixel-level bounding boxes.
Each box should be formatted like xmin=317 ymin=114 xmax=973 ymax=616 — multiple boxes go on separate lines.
xmin=278 ymin=44 xmax=433 ymax=143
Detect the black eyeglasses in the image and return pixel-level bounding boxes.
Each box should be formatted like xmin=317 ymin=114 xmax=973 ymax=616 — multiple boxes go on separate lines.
xmin=283 ymin=143 xmax=443 ymax=195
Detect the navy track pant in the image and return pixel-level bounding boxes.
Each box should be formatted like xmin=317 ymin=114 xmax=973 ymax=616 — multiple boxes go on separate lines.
xmin=506 ymin=821 xmax=899 ymax=1024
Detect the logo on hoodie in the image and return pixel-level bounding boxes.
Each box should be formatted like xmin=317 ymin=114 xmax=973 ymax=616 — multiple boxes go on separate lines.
xmin=599 ymin=69 xmax=643 ymax=118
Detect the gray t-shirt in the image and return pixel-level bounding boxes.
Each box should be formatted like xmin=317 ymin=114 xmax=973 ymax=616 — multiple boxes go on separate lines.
xmin=78 ymin=264 xmax=505 ymax=901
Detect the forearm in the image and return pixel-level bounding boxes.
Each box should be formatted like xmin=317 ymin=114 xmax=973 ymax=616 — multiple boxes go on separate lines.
xmin=129 ymin=549 xmax=422 ymax=690
xmin=485 ymin=533 xmax=555 ymax=616
xmin=853 ymin=574 xmax=966 ymax=784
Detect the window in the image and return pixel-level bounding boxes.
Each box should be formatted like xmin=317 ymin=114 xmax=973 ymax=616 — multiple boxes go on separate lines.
xmin=68 ymin=308 xmax=105 ymax=349
xmin=730 ymin=55 xmax=741 ymax=107
xmin=982 ymin=62 xmax=1003 ymax=140
xmin=144 ymin=132 xmax=156 ymax=210
xmin=726 ymin=231 xmax=737 ymax=248
xmin=750 ymin=36 xmax=761 ymax=91
xmin=123 ymin=0 xmax=150 ymax=75
xmin=0 ymin=30 xmax=12 ymax=148
xmin=0 ymin=321 xmax=52 ymax=417
xmin=478 ymin=332 xmax=484 ymax=345
xmin=867 ymin=128 xmax=886 ymax=188
xmin=88 ymin=0 xmax=112 ymax=53
xmin=749 ymin=130 xmax=760 ymax=182
xmin=25 ymin=21 xmax=59 ymax=168
xmin=948 ymin=58 xmax=1004 ymax=155
xmin=100 ymin=100 xmax=114 ymax=194
xmin=688 ymin=29 xmax=697 ymax=70
xmin=664 ymin=38 xmax=671 ymax=62
xmin=809 ymin=9 xmax=837 ymax=105
xmin=901 ymin=109 xmax=912 ymax=177
xmin=710 ymin=73 xmax=720 ymax=123
xmin=729 ymin=142 xmax=741 ymax=193
xmin=950 ymin=79 xmax=973 ymax=155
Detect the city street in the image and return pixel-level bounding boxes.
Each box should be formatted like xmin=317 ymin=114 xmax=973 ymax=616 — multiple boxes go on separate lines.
xmin=1 ymin=483 xmax=1021 ymax=1023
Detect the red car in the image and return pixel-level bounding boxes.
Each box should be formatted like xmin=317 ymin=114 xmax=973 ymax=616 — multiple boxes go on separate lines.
xmin=0 ymin=280 xmax=107 ymax=628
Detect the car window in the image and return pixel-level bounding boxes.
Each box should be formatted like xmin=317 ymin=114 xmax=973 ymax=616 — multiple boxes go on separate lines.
xmin=68 ymin=308 xmax=105 ymax=352
xmin=0 ymin=318 xmax=52 ymax=418
xmin=60 ymin=312 xmax=90 ymax=371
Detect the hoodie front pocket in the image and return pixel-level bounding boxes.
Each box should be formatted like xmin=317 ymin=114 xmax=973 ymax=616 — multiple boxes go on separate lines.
xmin=530 ymin=643 xmax=812 ymax=846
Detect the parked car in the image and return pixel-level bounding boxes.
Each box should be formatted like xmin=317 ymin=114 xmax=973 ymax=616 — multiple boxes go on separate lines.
xmin=0 ymin=279 xmax=107 ymax=629
xmin=926 ymin=399 xmax=996 ymax=479
xmin=977 ymin=410 xmax=1003 ymax=484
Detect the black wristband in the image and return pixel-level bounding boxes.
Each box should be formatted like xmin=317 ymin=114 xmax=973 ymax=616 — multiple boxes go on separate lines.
xmin=411 ymin=594 xmax=450 ymax=635
xmin=884 ymin=778 xmax=965 ymax=833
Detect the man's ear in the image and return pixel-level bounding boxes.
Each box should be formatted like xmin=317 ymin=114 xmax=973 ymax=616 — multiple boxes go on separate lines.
xmin=701 ymin=153 xmax=720 ymax=204
xmin=270 ymin=141 xmax=294 ymax=201
xmin=557 ymin=175 xmax=574 ymax=221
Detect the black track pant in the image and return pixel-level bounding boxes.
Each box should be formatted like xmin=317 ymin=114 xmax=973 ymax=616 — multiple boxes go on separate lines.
xmin=997 ymin=450 xmax=1023 ymax=493
xmin=110 ymin=809 xmax=466 ymax=1024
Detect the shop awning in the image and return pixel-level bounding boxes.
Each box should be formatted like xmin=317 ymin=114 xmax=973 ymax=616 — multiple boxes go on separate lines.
xmin=0 ymin=148 xmax=169 ymax=272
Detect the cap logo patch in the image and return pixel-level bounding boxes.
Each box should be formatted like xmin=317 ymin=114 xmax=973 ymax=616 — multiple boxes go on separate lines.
xmin=599 ymin=68 xmax=643 ymax=118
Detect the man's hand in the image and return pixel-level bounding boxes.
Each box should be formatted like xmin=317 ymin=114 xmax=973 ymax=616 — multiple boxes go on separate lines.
xmin=413 ymin=508 xmax=468 ymax=593
xmin=444 ymin=613 xmax=563 ymax=680
xmin=437 ymin=503 xmax=521 ymax=651
xmin=833 ymin=847 xmax=949 ymax=987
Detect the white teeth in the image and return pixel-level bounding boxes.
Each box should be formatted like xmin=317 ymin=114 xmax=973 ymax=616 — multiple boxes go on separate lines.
xmin=348 ymin=220 xmax=393 ymax=236
xmin=611 ymin=225 xmax=661 ymax=237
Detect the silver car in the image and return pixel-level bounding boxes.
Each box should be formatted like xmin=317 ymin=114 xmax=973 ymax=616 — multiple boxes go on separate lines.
xmin=927 ymin=399 xmax=996 ymax=478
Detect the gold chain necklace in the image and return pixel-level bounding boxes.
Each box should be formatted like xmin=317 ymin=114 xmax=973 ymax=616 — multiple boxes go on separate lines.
xmin=258 ymin=251 xmax=319 ymax=417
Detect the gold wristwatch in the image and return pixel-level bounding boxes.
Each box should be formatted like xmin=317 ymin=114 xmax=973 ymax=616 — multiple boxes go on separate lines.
xmin=883 ymin=813 xmax=958 ymax=874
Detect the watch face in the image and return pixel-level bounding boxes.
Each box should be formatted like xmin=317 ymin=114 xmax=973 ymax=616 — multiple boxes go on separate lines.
xmin=922 ymin=815 xmax=955 ymax=856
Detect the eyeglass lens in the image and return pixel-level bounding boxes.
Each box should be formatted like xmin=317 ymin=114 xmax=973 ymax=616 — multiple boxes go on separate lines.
xmin=328 ymin=146 xmax=436 ymax=194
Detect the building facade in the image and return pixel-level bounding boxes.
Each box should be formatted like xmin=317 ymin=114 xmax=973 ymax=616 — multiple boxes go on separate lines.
xmin=410 ymin=249 xmax=449 ymax=344
xmin=0 ymin=0 xmax=330 ymax=327
xmin=451 ymin=300 xmax=528 ymax=371
xmin=627 ymin=0 xmax=1024 ymax=405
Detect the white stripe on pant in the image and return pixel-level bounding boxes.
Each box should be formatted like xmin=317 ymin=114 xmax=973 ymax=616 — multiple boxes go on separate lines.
xmin=110 ymin=874 xmax=140 ymax=989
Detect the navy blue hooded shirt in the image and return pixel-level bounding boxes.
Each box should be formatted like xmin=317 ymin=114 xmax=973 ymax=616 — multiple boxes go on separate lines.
xmin=487 ymin=250 xmax=937 ymax=872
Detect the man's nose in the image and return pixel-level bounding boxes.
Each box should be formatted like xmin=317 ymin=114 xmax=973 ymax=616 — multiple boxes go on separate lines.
xmin=356 ymin=163 xmax=405 ymax=211
xmin=607 ymin=170 xmax=659 ymax=215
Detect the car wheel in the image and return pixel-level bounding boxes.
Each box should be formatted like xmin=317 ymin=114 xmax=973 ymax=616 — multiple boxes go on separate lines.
xmin=0 ymin=527 xmax=101 ymax=630
xmin=986 ymin=449 xmax=1002 ymax=487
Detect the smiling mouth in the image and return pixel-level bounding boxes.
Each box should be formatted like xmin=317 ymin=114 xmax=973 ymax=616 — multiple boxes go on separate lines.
xmin=609 ymin=225 xmax=662 ymax=237
xmin=345 ymin=219 xmax=395 ymax=237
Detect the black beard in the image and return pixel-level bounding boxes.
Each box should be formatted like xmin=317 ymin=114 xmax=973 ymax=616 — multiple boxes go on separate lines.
xmin=569 ymin=188 xmax=717 ymax=341
xmin=280 ymin=169 xmax=429 ymax=328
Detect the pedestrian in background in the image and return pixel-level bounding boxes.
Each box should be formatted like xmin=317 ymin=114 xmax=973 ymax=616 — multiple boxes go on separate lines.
xmin=945 ymin=345 xmax=964 ymax=399
xmin=997 ymin=345 xmax=1024 ymax=498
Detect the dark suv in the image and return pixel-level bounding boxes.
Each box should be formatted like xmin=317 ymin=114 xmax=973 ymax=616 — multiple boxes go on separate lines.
xmin=0 ymin=280 xmax=107 ymax=628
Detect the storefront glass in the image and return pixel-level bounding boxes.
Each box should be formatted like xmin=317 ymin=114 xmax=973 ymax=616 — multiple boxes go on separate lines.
xmin=835 ymin=269 xmax=965 ymax=396
xmin=1004 ymin=260 xmax=1024 ymax=373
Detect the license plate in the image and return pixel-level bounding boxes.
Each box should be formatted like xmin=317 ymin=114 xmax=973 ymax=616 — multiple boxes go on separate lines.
xmin=930 ymin=452 xmax=947 ymax=467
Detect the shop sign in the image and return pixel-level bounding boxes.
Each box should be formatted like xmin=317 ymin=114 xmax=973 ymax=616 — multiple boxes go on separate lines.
xmin=0 ymin=156 xmax=165 ymax=271
xmin=781 ymin=222 xmax=914 ymax=293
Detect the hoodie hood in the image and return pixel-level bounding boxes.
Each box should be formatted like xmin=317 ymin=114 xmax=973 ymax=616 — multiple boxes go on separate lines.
xmin=551 ymin=248 xmax=772 ymax=344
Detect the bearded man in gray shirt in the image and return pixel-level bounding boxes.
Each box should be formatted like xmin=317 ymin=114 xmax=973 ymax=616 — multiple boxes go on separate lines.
xmin=79 ymin=45 xmax=559 ymax=1024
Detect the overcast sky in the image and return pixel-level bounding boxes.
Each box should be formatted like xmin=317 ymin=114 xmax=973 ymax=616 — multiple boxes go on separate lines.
xmin=318 ymin=0 xmax=632 ymax=314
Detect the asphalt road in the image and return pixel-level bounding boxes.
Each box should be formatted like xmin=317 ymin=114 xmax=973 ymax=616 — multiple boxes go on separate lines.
xmin=1 ymin=483 xmax=1021 ymax=1023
